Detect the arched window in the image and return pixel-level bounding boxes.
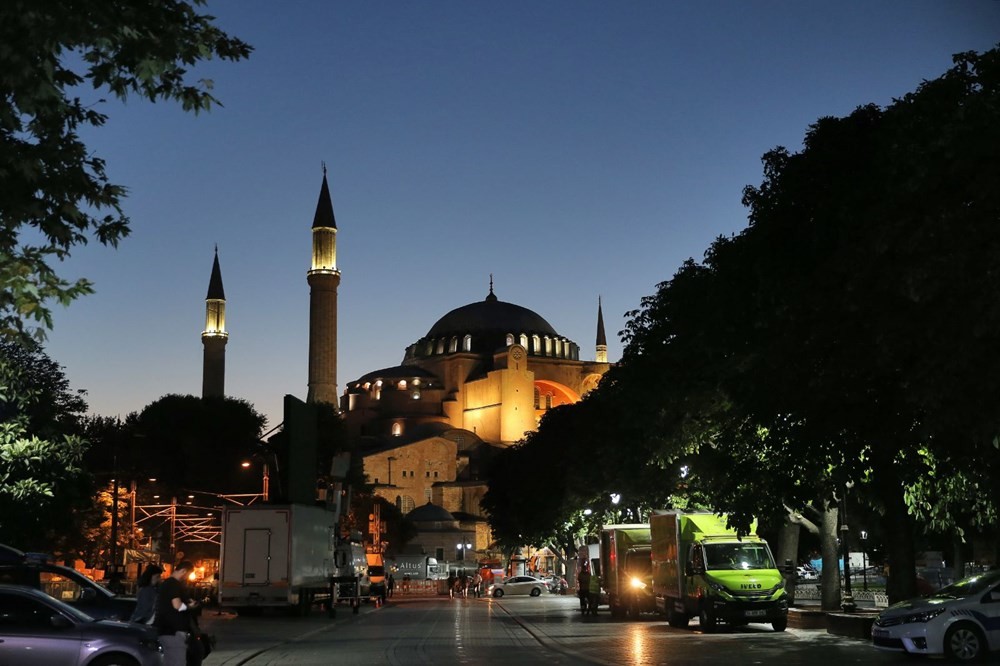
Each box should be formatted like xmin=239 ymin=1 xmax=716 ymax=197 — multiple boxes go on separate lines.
xmin=424 ymin=341 xmax=434 ymax=356
xmin=401 ymin=496 xmax=415 ymax=513
xmin=545 ymin=393 xmax=553 ymax=409
xmin=544 ymin=336 xmax=552 ymax=355
xmin=397 ymin=380 xmax=407 ymax=390
xmin=519 ymin=333 xmax=528 ymax=348
xmin=435 ymin=339 xmax=445 ymax=354
xmin=554 ymin=339 xmax=562 ymax=357
xmin=463 ymin=334 xmax=472 ymax=352
xmin=392 ymin=422 xmax=402 ymax=436
xmin=449 ymin=337 xmax=458 ymax=353
xmin=531 ymin=335 xmax=540 ymax=354
xmin=505 ymin=333 xmax=514 ymax=346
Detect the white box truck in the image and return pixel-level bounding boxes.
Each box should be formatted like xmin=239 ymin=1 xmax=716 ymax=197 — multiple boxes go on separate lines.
xmin=218 ymin=504 xmax=336 ymax=615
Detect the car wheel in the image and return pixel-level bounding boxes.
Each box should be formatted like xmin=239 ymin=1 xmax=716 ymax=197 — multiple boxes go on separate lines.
xmin=493 ymin=588 xmax=504 ymax=598
xmin=90 ymin=655 xmax=140 ymax=666
xmin=530 ymin=587 xmax=541 ymax=597
xmin=699 ymin=606 xmax=717 ymax=632
xmin=944 ymin=623 xmax=986 ymax=662
xmin=771 ymin=618 xmax=787 ymax=632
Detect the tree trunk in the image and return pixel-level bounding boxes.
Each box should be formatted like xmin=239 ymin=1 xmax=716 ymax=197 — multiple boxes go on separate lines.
xmin=872 ymin=453 xmax=917 ymax=604
xmin=777 ymin=519 xmax=800 ymax=605
xmin=819 ymin=502 xmax=841 ymax=610
xmin=951 ymin=533 xmax=965 ymax=581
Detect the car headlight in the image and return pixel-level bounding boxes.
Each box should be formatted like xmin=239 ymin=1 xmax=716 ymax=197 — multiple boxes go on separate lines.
xmin=629 ymin=577 xmax=647 ymax=590
xmin=902 ymin=608 xmax=946 ymax=624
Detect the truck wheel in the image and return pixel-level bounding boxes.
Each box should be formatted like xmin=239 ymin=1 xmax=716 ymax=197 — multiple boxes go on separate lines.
xmin=667 ymin=609 xmax=689 ymax=628
xmin=699 ymin=607 xmax=717 ymax=632
xmin=771 ymin=618 xmax=787 ymax=632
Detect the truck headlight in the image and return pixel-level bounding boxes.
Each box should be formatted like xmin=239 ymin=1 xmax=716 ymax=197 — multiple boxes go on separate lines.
xmin=629 ymin=577 xmax=647 ymax=590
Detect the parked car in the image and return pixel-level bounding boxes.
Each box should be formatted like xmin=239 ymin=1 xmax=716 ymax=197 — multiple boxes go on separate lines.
xmin=0 ymin=544 xmax=137 ymax=621
xmin=0 ymin=584 xmax=163 ymax=665
xmin=872 ymin=568 xmax=1000 ymax=662
xmin=796 ymin=565 xmax=819 ymax=581
xmin=488 ymin=575 xmax=549 ymax=598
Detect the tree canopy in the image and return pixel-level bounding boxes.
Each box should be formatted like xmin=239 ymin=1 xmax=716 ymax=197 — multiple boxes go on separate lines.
xmin=0 ymin=0 xmax=251 ymax=340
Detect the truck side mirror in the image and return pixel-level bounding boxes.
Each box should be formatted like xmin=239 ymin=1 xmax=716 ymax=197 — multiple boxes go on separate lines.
xmin=784 ymin=559 xmax=794 ymax=576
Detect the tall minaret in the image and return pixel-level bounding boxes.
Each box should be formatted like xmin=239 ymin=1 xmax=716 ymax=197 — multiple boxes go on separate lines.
xmin=307 ymin=164 xmax=341 ymax=405
xmin=202 ymin=246 xmax=228 ymax=398
xmin=595 ymin=296 xmax=608 ymax=363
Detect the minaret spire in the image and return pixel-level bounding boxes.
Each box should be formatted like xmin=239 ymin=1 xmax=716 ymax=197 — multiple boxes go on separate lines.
xmin=595 ymin=296 xmax=608 ymax=363
xmin=307 ymin=165 xmax=341 ymax=405
xmin=486 ymin=273 xmax=497 ymax=302
xmin=202 ymin=247 xmax=228 ymax=398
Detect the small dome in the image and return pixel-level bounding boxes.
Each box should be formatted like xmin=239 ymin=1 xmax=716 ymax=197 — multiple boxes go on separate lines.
xmin=350 ymin=365 xmax=439 ymax=388
xmin=406 ymin=502 xmax=456 ymax=523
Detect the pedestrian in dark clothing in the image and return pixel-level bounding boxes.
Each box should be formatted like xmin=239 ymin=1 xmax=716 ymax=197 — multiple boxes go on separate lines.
xmin=130 ymin=564 xmax=162 ymax=624
xmin=447 ymin=571 xmax=457 ymax=598
xmin=387 ymin=573 xmax=395 ymax=598
xmin=154 ymin=561 xmax=197 ymax=666
xmin=577 ymin=565 xmax=591 ymax=613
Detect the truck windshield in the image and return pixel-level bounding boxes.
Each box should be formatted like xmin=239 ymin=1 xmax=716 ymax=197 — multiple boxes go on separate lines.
xmin=704 ymin=543 xmax=776 ymax=571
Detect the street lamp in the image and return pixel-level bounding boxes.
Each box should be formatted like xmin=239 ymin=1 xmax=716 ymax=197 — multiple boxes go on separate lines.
xmin=456 ymin=541 xmax=473 ymax=561
xmin=240 ymin=458 xmax=270 ymax=502
xmin=860 ymin=531 xmax=869 ymax=591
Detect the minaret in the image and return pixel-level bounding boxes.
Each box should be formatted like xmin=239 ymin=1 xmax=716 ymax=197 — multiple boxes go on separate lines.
xmin=202 ymin=246 xmax=228 ymax=398
xmin=595 ymin=296 xmax=608 ymax=363
xmin=307 ymin=165 xmax=341 ymax=405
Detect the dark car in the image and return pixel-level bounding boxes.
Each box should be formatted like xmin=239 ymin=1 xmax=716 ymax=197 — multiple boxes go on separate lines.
xmin=0 ymin=584 xmax=163 ymax=666
xmin=0 ymin=544 xmax=137 ymax=621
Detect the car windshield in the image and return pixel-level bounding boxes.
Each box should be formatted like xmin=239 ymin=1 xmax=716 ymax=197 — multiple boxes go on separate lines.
xmin=704 ymin=543 xmax=776 ymax=571
xmin=931 ymin=571 xmax=1000 ymax=599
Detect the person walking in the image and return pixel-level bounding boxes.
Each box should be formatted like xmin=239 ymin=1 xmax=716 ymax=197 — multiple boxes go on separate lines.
xmin=577 ymin=564 xmax=591 ymax=613
xmin=129 ymin=564 xmax=162 ymax=624
xmin=387 ymin=573 xmax=395 ymax=598
xmin=154 ymin=561 xmax=197 ymax=666
xmin=447 ymin=571 xmax=457 ymax=598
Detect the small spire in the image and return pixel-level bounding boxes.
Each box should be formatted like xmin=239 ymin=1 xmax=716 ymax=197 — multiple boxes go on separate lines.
xmin=321 ymin=160 xmax=327 ymax=176
xmin=596 ymin=296 xmax=607 ymax=347
xmin=485 ymin=274 xmax=497 ymax=302
xmin=207 ymin=248 xmax=225 ymax=300
xmin=312 ymin=166 xmax=337 ymax=230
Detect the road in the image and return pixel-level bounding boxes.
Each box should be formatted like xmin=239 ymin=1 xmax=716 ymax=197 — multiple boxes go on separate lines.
xmin=200 ymin=595 xmax=898 ymax=666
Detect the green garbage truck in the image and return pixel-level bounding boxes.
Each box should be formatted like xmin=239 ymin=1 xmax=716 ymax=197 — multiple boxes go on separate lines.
xmin=600 ymin=523 xmax=655 ymax=619
xmin=650 ymin=511 xmax=788 ymax=632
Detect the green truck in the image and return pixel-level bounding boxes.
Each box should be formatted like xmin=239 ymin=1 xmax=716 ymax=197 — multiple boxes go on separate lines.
xmin=650 ymin=512 xmax=788 ymax=632
xmin=600 ymin=523 xmax=655 ymax=619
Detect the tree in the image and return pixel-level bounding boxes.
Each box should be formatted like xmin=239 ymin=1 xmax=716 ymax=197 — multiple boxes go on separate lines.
xmin=610 ymin=46 xmax=1000 ymax=603
xmin=0 ymin=340 xmax=91 ymax=547
xmin=0 ymin=0 xmax=251 ymax=340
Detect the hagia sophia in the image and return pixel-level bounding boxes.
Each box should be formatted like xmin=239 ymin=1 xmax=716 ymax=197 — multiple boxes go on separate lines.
xmin=200 ymin=171 xmax=611 ymax=563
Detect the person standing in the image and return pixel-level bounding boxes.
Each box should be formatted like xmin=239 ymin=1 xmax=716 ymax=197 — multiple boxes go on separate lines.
xmin=154 ymin=561 xmax=197 ymax=666
xmin=129 ymin=564 xmax=162 ymax=624
xmin=577 ymin=564 xmax=591 ymax=613
xmin=587 ymin=569 xmax=601 ymax=616
xmin=447 ymin=571 xmax=457 ymax=598
xmin=387 ymin=573 xmax=395 ymax=598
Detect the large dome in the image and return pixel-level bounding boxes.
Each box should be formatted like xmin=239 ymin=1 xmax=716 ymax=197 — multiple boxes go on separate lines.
xmin=426 ymin=291 xmax=558 ymax=339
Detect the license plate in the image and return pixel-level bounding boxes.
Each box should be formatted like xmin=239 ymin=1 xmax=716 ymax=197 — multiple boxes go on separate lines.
xmin=745 ymin=610 xmax=766 ymax=617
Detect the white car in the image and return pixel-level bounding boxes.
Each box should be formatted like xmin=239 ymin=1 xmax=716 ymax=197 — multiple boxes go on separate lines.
xmin=489 ymin=575 xmax=549 ymax=598
xmin=796 ymin=565 xmax=819 ymax=581
xmin=871 ymin=569 xmax=1000 ymax=662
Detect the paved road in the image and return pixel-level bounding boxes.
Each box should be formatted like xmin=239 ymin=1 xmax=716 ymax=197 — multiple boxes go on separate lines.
xmin=200 ymin=595 xmax=899 ymax=666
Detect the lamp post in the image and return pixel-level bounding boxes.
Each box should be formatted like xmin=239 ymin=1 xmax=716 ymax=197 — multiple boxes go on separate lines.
xmin=840 ymin=494 xmax=856 ymax=612
xmin=457 ymin=541 xmax=473 ymax=561
xmin=241 ymin=459 xmax=270 ymax=502
xmin=860 ymin=531 xmax=868 ymax=591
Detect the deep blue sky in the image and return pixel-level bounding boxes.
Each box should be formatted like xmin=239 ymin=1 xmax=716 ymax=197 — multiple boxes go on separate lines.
xmin=44 ymin=1 xmax=1000 ymax=428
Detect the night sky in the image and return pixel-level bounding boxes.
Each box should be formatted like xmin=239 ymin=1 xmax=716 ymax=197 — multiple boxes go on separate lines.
xmin=42 ymin=1 xmax=1000 ymax=428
